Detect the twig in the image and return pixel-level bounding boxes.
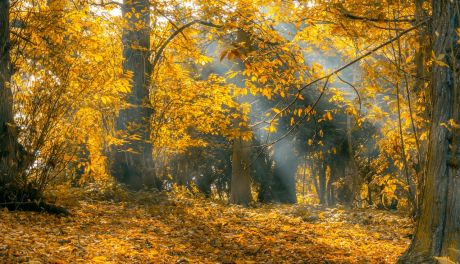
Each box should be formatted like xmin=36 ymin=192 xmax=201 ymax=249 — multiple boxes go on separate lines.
xmin=335 ymin=73 xmax=362 ymax=116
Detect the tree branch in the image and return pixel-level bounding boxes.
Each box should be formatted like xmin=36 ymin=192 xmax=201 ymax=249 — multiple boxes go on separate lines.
xmin=92 ymin=1 xmax=122 ymax=7
xmin=298 ymin=18 xmax=429 ymax=93
xmin=335 ymin=73 xmax=362 ymax=116
xmin=152 ymin=20 xmax=221 ymax=70
xmin=255 ymin=18 xmax=429 ymax=147
xmin=336 ymin=7 xmax=416 ymax=23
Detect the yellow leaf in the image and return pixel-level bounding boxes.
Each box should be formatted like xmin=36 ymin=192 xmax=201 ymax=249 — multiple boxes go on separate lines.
xmin=324 ymin=111 xmax=333 ymax=121
xmin=92 ymin=256 xmax=108 ymax=263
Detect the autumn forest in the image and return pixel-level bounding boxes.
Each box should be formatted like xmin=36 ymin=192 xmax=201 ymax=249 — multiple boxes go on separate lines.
xmin=0 ymin=0 xmax=459 ymax=263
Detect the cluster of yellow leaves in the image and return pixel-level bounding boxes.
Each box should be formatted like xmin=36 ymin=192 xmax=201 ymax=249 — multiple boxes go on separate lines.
xmin=150 ymin=41 xmax=241 ymax=156
xmin=11 ymin=0 xmax=129 ymax=182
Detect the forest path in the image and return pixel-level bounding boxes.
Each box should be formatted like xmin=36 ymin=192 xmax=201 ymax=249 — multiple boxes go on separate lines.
xmin=0 ymin=189 xmax=412 ymax=263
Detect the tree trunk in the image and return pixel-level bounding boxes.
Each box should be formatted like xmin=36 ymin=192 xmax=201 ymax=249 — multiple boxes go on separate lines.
xmin=414 ymin=0 xmax=430 ymax=215
xmin=346 ymin=115 xmax=359 ymax=207
xmin=399 ymin=1 xmax=460 ymax=262
xmin=111 ymin=0 xmax=155 ymax=189
xmin=256 ymin=149 xmax=273 ymax=203
xmin=230 ymin=137 xmax=252 ymax=206
xmin=271 ymin=160 xmax=297 ymax=203
xmin=311 ymin=164 xmax=321 ymax=203
xmin=302 ymin=157 xmax=307 ymax=200
xmin=367 ymin=180 xmax=372 ymax=206
xmin=270 ymin=142 xmax=297 ymax=204
xmin=318 ymin=163 xmax=326 ymax=205
xmin=0 ymin=0 xmax=17 ymax=183
xmin=327 ymin=164 xmax=336 ymax=206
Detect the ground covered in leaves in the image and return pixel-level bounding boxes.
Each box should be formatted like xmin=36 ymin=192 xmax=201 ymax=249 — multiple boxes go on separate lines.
xmin=0 ymin=187 xmax=413 ymax=263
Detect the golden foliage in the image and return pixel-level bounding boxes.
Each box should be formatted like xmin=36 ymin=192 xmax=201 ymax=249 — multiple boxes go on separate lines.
xmin=0 ymin=190 xmax=412 ymax=263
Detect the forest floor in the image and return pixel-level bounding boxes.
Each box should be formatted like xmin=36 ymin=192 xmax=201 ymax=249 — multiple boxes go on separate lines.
xmin=0 ymin=186 xmax=413 ymax=264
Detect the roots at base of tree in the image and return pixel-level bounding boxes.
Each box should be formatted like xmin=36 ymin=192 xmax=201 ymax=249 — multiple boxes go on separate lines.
xmin=397 ymin=249 xmax=437 ymax=264
xmin=0 ymin=185 xmax=70 ymax=216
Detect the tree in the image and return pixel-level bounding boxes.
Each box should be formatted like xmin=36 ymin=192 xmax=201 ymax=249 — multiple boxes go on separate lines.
xmin=0 ymin=0 xmax=17 ymax=183
xmin=111 ymin=0 xmax=155 ymax=189
xmin=228 ymin=28 xmax=255 ymax=206
xmin=400 ymin=0 xmax=460 ymax=262
xmin=230 ymin=137 xmax=252 ymax=206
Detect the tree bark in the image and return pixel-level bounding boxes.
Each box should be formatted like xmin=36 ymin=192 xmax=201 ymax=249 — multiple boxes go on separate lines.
xmin=230 ymin=137 xmax=252 ymax=206
xmin=399 ymin=1 xmax=460 ymax=262
xmin=413 ymin=0 xmax=430 ymax=215
xmin=111 ymin=0 xmax=155 ymax=189
xmin=0 ymin=0 xmax=17 ymax=183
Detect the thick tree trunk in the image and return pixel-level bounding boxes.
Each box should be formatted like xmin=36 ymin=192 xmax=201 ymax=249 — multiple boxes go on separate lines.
xmin=0 ymin=0 xmax=18 ymax=183
xmin=414 ymin=0 xmax=430 ymax=217
xmin=230 ymin=137 xmax=252 ymax=206
xmin=399 ymin=1 xmax=460 ymax=262
xmin=111 ymin=0 xmax=155 ymax=189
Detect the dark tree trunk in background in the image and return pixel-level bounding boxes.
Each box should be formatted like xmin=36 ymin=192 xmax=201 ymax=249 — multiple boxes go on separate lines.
xmin=197 ymin=172 xmax=213 ymax=198
xmin=311 ymin=164 xmax=320 ymax=202
xmin=366 ymin=180 xmax=372 ymax=206
xmin=176 ymin=158 xmax=190 ymax=186
xmin=271 ymin=163 xmax=297 ymax=203
xmin=256 ymin=149 xmax=273 ymax=203
xmin=0 ymin=0 xmax=18 ymax=184
xmin=400 ymin=1 xmax=460 ymax=262
xmin=302 ymin=158 xmax=307 ymax=198
xmin=230 ymin=137 xmax=252 ymax=206
xmin=327 ymin=163 xmax=336 ymax=206
xmin=271 ymin=141 xmax=297 ymax=204
xmin=346 ymin=115 xmax=359 ymax=207
xmin=112 ymin=0 xmax=155 ymax=189
xmin=317 ymin=163 xmax=326 ymax=205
